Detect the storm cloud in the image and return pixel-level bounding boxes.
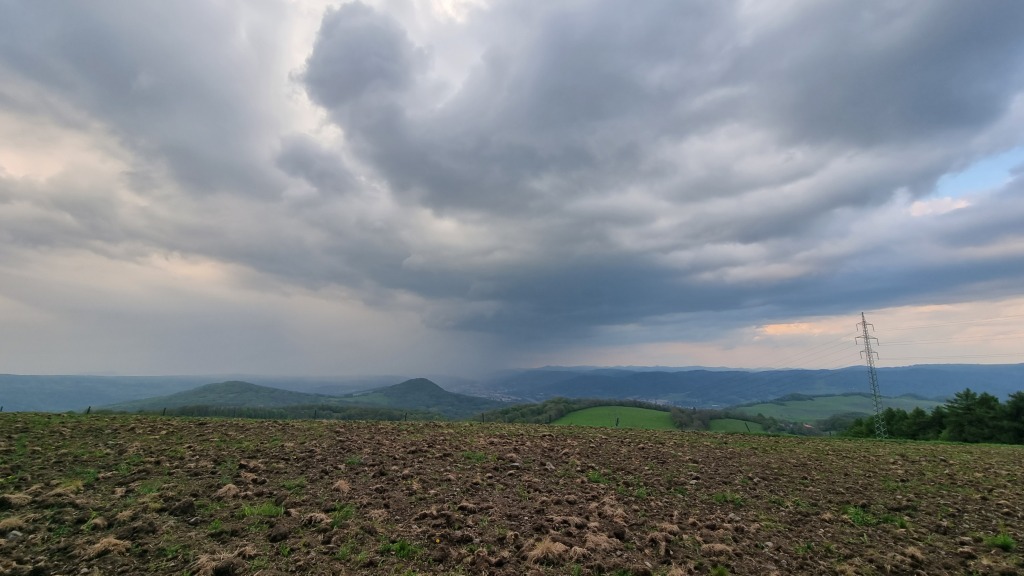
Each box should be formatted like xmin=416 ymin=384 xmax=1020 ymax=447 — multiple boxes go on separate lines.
xmin=1 ymin=0 xmax=1024 ymax=374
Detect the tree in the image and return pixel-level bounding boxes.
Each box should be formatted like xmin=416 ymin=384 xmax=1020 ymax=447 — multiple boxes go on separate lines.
xmin=903 ymin=406 xmax=939 ymax=440
xmin=944 ymin=388 xmax=1003 ymax=443
xmin=1002 ymin=391 xmax=1024 ymax=444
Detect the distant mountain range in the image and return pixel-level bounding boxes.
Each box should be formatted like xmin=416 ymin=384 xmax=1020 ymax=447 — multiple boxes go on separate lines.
xmin=2 ymin=363 xmax=1022 ymax=414
xmin=481 ymin=364 xmax=1024 ymax=407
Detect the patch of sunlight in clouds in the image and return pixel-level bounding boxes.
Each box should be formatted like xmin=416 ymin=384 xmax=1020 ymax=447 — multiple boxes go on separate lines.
xmin=759 ymin=322 xmax=843 ymax=337
xmin=427 ymin=0 xmax=488 ymax=22
xmin=0 ymin=109 xmax=126 ymax=181
xmin=909 ymin=197 xmax=970 ymax=217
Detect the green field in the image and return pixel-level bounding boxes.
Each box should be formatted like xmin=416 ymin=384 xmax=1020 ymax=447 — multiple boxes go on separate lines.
xmin=734 ymin=394 xmax=944 ymax=423
xmin=708 ymin=418 xmax=766 ymax=433
xmin=553 ymin=406 xmax=676 ymax=430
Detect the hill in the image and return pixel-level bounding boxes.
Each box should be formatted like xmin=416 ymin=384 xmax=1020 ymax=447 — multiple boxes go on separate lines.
xmin=339 ymin=378 xmax=505 ymax=419
xmin=101 ymin=381 xmax=338 ymax=412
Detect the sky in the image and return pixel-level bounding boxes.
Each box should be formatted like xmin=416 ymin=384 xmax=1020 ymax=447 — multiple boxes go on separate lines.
xmin=2 ymin=0 xmax=1024 ymax=377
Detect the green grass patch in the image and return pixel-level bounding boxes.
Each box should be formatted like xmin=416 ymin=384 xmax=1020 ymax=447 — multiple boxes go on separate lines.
xmin=68 ymin=467 xmax=99 ymax=486
xmin=137 ymin=478 xmax=164 ymax=494
xmin=333 ymin=541 xmax=360 ymax=561
xmin=842 ymin=505 xmax=877 ymax=526
xmin=379 ymin=539 xmax=421 ymax=559
xmin=281 ymin=478 xmax=306 ymax=493
xmin=461 ymin=450 xmax=489 ymax=462
xmin=708 ymin=418 xmax=766 ymax=433
xmin=985 ymin=532 xmax=1016 ymax=552
xmin=711 ymin=492 xmax=744 ymax=506
xmin=240 ymin=502 xmax=285 ymax=518
xmin=331 ymin=503 xmax=356 ymax=526
xmin=553 ymin=406 xmax=675 ymax=430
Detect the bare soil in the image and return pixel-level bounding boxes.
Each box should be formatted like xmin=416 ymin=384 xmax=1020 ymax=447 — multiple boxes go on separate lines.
xmin=1 ymin=414 xmax=1021 ymax=575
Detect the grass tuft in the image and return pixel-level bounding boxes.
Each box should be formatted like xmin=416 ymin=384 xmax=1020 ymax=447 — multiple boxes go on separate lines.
xmin=984 ymin=532 xmax=1016 ymax=552
xmin=240 ymin=502 xmax=284 ymax=518
xmin=379 ymin=539 xmax=421 ymax=559
xmin=711 ymin=492 xmax=744 ymax=506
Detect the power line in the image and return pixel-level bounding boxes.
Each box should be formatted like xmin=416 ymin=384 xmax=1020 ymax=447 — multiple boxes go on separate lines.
xmin=883 ymin=333 xmax=1024 ymax=346
xmin=856 ymin=312 xmax=887 ymax=439
xmin=883 ymin=314 xmax=1024 ymax=331
xmin=882 ymin=353 xmax=1024 ymax=360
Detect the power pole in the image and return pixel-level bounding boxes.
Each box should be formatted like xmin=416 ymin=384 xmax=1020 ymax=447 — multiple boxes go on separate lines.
xmin=856 ymin=312 xmax=887 ymax=439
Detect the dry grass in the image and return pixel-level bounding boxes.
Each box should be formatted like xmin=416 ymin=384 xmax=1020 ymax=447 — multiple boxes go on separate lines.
xmin=525 ymin=537 xmax=569 ymax=565
xmin=83 ymin=537 xmax=131 ymax=559
xmin=189 ymin=547 xmax=257 ymax=576
xmin=658 ymin=522 xmax=682 ymax=535
xmin=214 ymin=483 xmax=240 ymax=499
xmin=549 ymin=515 xmax=588 ymax=528
xmin=46 ymin=482 xmax=83 ymax=497
xmin=568 ymin=546 xmax=589 ymax=561
xmin=301 ymin=512 xmax=331 ymax=526
xmin=584 ymin=532 xmax=622 ymax=552
xmin=331 ymin=479 xmax=351 ymax=494
xmin=0 ymin=516 xmax=26 ymax=533
xmin=905 ymin=546 xmax=925 ymax=564
xmin=700 ymin=542 xmax=733 ymax=556
xmin=0 ymin=493 xmax=33 ymax=508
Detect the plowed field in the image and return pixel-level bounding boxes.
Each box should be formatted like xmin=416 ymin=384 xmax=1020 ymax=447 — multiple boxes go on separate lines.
xmin=1 ymin=414 xmax=1021 ymax=575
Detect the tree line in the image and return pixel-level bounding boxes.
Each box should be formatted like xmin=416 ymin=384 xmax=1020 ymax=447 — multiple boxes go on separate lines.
xmin=669 ymin=407 xmax=805 ymax=434
xmin=844 ymin=388 xmax=1024 ymax=443
xmin=476 ymin=397 xmax=671 ymax=424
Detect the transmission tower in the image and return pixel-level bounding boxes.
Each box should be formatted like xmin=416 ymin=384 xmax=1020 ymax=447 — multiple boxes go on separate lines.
xmin=856 ymin=312 xmax=887 ymax=439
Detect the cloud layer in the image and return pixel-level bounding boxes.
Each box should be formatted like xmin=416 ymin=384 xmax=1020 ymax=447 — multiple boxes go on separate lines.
xmin=2 ymin=0 xmax=1024 ymax=374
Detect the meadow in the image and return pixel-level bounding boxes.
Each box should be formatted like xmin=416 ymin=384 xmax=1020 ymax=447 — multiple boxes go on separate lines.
xmin=552 ymin=406 xmax=677 ymax=430
xmin=734 ymin=394 xmax=943 ymax=422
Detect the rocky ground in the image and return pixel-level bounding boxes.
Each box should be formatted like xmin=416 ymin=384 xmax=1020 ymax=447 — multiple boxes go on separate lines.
xmin=0 ymin=413 xmax=1021 ymax=575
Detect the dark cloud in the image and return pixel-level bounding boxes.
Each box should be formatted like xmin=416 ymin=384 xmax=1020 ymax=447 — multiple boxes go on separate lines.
xmin=0 ymin=0 xmax=291 ymax=198
xmin=276 ymin=135 xmax=356 ymax=195
xmin=288 ymin=0 xmax=1024 ymax=341
xmin=302 ymin=2 xmax=422 ymax=108
xmin=736 ymin=2 xmax=1024 ymax=147
xmin=2 ymin=1 xmax=1024 ymax=373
